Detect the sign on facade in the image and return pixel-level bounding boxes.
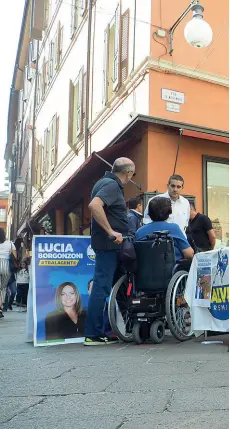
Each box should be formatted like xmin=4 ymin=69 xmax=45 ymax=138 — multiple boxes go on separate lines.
xmin=166 ymin=102 xmax=180 ymax=113
xmin=162 ymin=88 xmax=185 ymax=104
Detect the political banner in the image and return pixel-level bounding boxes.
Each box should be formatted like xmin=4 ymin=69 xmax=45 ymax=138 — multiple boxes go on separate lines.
xmin=32 ymin=235 xmax=95 ymax=347
xmin=185 ymin=248 xmax=229 ymax=336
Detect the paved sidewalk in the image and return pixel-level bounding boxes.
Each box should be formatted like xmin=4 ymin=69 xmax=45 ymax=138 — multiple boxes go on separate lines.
xmin=0 ymin=312 xmax=229 ymax=429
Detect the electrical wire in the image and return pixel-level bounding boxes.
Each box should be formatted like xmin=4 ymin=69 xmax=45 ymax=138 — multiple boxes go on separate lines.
xmin=152 ymin=31 xmax=168 ymax=58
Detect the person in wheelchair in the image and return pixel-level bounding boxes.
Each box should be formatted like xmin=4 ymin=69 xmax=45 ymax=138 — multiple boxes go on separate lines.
xmin=136 ymin=197 xmax=194 ymax=262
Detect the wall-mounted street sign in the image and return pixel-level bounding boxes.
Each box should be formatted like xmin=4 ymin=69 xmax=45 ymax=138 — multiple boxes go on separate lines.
xmin=162 ymin=88 xmax=185 ymax=104
xmin=166 ymin=102 xmax=180 ymax=113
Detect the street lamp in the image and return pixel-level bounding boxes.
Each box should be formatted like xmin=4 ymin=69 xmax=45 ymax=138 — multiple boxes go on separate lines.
xmin=169 ymin=0 xmax=213 ymax=55
xmin=15 ymin=176 xmax=26 ymax=194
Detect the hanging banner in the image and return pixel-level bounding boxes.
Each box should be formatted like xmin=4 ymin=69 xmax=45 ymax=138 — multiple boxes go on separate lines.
xmin=185 ymin=248 xmax=229 ymax=336
xmin=32 ymin=235 xmax=95 ymax=347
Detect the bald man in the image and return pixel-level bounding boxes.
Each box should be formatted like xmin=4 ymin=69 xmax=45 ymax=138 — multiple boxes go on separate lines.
xmin=84 ymin=157 xmax=135 ymax=346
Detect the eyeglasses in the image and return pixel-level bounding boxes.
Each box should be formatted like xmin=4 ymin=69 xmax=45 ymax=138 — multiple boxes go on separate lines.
xmin=169 ymin=184 xmax=182 ymax=189
xmin=127 ymin=171 xmax=136 ymax=177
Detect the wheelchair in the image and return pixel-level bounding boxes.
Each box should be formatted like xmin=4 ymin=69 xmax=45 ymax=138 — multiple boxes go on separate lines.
xmin=108 ymin=231 xmax=193 ymax=345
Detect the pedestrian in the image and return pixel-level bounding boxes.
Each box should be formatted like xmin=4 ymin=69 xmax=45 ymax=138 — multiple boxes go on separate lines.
xmin=186 ymin=201 xmax=216 ymax=252
xmin=84 ymin=157 xmax=135 ymax=346
xmin=143 ymin=174 xmax=190 ymax=235
xmin=3 ymin=272 xmax=16 ymax=311
xmin=0 ymin=229 xmax=17 ymax=318
xmin=15 ymin=260 xmax=30 ymax=310
xmin=127 ymin=196 xmax=143 ymax=236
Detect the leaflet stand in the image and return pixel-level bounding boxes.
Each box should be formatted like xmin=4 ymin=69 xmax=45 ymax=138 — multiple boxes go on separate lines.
xmin=201 ymin=330 xmax=224 ymax=345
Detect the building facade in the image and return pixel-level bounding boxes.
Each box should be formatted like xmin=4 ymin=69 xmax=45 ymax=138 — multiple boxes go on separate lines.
xmin=0 ymin=191 xmax=9 ymax=233
xmin=5 ymin=0 xmax=229 ymax=247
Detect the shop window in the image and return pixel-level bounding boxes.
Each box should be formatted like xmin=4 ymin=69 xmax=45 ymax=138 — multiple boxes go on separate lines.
xmin=0 ymin=209 xmax=6 ymax=222
xmin=203 ymin=156 xmax=229 ymax=248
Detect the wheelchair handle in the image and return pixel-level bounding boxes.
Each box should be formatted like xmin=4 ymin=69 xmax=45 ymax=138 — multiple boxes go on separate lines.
xmin=108 ymin=235 xmax=129 ymax=241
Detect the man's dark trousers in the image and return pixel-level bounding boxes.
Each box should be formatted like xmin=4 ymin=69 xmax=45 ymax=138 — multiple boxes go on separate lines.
xmin=85 ymin=250 xmax=120 ymax=337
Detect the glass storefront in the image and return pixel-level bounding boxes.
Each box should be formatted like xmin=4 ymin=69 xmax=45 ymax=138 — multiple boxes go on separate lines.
xmin=204 ymin=158 xmax=229 ymax=248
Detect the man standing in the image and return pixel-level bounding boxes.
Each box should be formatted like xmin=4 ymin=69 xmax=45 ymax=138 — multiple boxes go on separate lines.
xmin=84 ymin=157 xmax=135 ymax=346
xmin=127 ymin=196 xmax=143 ymax=236
xmin=143 ymin=174 xmax=190 ymax=235
xmin=186 ymin=201 xmax=216 ymax=252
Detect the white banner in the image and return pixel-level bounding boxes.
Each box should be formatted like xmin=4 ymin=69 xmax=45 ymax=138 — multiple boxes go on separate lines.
xmin=185 ymin=248 xmax=229 ymax=336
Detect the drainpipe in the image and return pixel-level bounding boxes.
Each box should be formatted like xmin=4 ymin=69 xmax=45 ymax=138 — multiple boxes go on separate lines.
xmin=131 ymin=0 xmax=137 ymax=73
xmin=28 ymin=39 xmax=39 ymax=222
xmin=84 ymin=0 xmax=93 ymax=160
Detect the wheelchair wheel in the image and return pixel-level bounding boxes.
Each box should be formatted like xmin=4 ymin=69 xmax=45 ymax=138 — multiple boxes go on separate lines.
xmin=166 ymin=270 xmax=193 ymax=342
xmin=108 ymin=274 xmax=134 ymax=343
xmin=132 ymin=322 xmax=145 ymax=345
xmin=150 ymin=320 xmax=165 ymax=344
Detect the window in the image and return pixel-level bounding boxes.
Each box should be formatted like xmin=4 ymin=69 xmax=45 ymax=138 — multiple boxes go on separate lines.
xmin=203 ymin=156 xmax=229 ymax=248
xmin=47 ymin=22 xmax=62 ymax=83
xmin=48 ymin=41 xmax=54 ymax=83
xmin=23 ymin=66 xmax=30 ymax=101
xmin=34 ymin=139 xmax=43 ymax=188
xmin=18 ymin=90 xmax=23 ymax=122
xmin=41 ymin=114 xmax=59 ymax=182
xmin=36 ymin=72 xmax=41 ymax=107
xmin=102 ymin=4 xmax=129 ymax=105
xmin=0 ymin=209 xmax=6 ymax=223
xmin=70 ymin=0 xmax=85 ymax=37
xmin=44 ymin=0 xmax=50 ymax=30
xmin=41 ymin=58 xmax=48 ymax=98
xmin=68 ymin=68 xmax=84 ymax=147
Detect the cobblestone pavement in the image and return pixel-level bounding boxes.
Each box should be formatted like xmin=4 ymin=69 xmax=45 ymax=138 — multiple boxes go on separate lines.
xmin=0 ymin=312 xmax=229 ymax=429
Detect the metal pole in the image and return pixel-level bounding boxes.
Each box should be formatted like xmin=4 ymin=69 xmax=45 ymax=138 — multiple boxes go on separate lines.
xmin=84 ymin=0 xmax=93 ymax=160
xmin=173 ymin=128 xmax=183 ymax=175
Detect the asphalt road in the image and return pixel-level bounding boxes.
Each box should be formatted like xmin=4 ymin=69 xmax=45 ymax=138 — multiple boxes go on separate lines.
xmin=0 ymin=311 xmax=229 ymax=429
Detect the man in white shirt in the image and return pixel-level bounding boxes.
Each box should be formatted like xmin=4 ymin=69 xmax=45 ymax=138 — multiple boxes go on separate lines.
xmin=143 ymin=174 xmax=190 ymax=235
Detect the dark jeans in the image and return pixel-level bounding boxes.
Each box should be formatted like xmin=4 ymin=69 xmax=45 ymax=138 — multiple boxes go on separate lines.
xmin=85 ymin=250 xmax=121 ymax=337
xmin=16 ymin=283 xmax=29 ymax=306
xmin=3 ymin=281 xmax=16 ymax=310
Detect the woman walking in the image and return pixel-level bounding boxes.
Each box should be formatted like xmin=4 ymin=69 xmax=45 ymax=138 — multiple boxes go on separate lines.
xmin=0 ymin=228 xmax=16 ymax=318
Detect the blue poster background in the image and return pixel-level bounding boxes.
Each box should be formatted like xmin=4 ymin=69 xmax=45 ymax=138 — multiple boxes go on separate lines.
xmin=33 ymin=236 xmax=95 ymax=344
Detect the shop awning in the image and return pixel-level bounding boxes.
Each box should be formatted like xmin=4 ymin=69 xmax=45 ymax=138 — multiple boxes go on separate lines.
xmin=32 ymin=136 xmax=142 ymax=220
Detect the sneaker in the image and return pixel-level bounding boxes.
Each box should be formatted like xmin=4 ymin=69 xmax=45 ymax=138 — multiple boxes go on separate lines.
xmin=0 ymin=310 xmax=4 ymax=318
xmin=84 ymin=336 xmax=119 ymax=346
xmin=8 ymin=305 xmax=13 ymax=311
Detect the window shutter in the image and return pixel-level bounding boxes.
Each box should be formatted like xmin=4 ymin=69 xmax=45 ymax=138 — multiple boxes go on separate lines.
xmin=76 ymin=68 xmax=83 ymax=137
xmin=50 ymin=114 xmax=57 ymax=170
xmin=70 ymin=0 xmax=77 ymax=37
xmin=44 ymin=0 xmax=50 ymax=29
xmin=23 ymin=66 xmax=29 ymax=101
xmin=102 ymin=25 xmax=109 ymax=105
xmin=48 ymin=42 xmax=54 ymax=83
xmin=68 ymin=80 xmax=75 ymax=147
xmin=34 ymin=139 xmax=39 ymax=186
xmin=55 ymin=116 xmax=59 ymax=167
xmin=120 ymin=9 xmax=129 ymax=85
xmin=37 ymin=142 xmax=42 ymax=188
xmin=54 ymin=23 xmax=60 ymax=71
xmin=31 ymin=40 xmax=39 ymax=63
xmin=113 ymin=3 xmax=121 ymax=91
xmin=59 ymin=26 xmax=64 ymax=62
xmin=43 ymin=128 xmax=49 ymax=178
xmin=80 ymin=0 xmax=87 ymax=16
xmin=18 ymin=90 xmax=23 ymax=122
xmin=36 ymin=72 xmax=41 ymax=107
xmin=41 ymin=142 xmax=45 ymax=185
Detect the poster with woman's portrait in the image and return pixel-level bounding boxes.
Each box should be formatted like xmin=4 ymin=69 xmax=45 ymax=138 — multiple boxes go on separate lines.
xmin=32 ymin=236 xmax=95 ymax=346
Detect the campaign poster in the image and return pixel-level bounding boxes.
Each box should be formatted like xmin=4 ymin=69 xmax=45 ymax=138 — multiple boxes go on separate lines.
xmin=194 ymin=255 xmax=212 ymax=308
xmin=32 ymin=236 xmax=95 ymax=347
xmin=185 ymin=248 xmax=229 ymax=335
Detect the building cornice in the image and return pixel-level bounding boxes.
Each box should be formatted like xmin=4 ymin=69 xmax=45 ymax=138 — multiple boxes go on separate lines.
xmin=148 ymin=57 xmax=229 ymax=87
